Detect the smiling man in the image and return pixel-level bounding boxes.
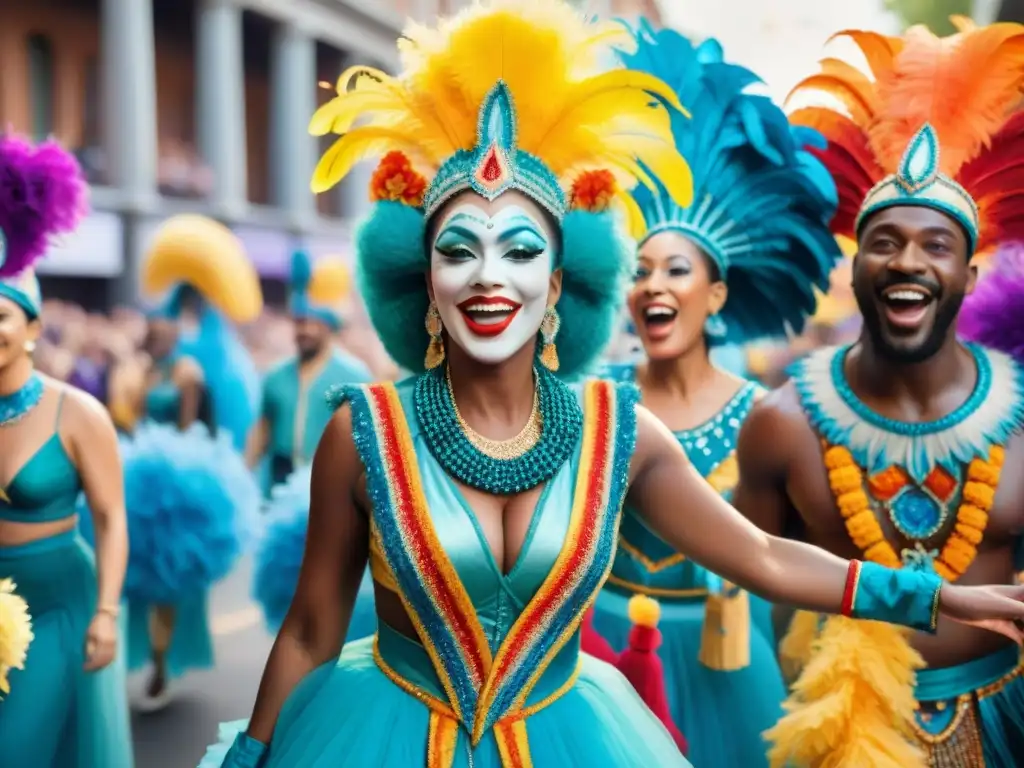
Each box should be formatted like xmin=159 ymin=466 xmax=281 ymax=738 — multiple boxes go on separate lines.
xmin=732 ymin=21 xmax=1024 ymax=767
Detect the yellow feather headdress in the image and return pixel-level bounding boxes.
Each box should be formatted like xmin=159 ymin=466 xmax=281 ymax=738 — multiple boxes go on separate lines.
xmin=789 ymin=16 xmax=1024 ymax=256
xmin=142 ymin=214 xmax=263 ymax=324
xmin=308 ymin=0 xmax=693 ymax=236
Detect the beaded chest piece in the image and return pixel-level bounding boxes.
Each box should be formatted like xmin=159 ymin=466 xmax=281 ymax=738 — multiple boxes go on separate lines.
xmin=792 ymin=344 xmax=1024 ymax=580
xmin=413 ymin=365 xmax=583 ymax=496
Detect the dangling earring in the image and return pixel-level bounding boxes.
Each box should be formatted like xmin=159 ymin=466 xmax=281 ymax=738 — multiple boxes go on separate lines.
xmin=703 ymin=313 xmax=727 ymax=340
xmin=540 ymin=306 xmax=561 ymax=371
xmin=424 ymin=302 xmax=445 ymax=369
xmin=24 ymin=340 xmax=36 ymax=354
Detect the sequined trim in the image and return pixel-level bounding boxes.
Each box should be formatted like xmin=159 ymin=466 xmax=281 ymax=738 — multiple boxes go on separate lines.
xmin=616 ymin=537 xmax=686 ymax=573
xmin=605 ymin=572 xmax=709 ymax=599
xmin=911 ymin=655 xmax=1024 ymax=766
xmin=472 ymin=380 xmax=637 ymax=741
xmin=374 ymin=635 xmax=577 ymax=768
xmin=352 ymin=383 xmax=492 ymax=725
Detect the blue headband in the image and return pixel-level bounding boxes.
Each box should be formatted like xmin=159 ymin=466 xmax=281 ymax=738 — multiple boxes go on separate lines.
xmin=0 ymin=272 xmax=42 ymax=320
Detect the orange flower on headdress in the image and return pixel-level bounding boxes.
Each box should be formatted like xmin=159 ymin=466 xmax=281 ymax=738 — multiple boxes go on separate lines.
xmin=370 ymin=151 xmax=427 ymax=207
xmin=570 ymin=170 xmax=617 ymax=213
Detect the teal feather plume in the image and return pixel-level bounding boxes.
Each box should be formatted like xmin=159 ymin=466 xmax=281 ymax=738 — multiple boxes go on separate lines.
xmin=619 ymin=20 xmax=842 ymax=344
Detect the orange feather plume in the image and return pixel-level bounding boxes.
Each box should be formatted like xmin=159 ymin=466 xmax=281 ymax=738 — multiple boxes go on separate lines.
xmin=788 ymin=16 xmax=1024 ymax=256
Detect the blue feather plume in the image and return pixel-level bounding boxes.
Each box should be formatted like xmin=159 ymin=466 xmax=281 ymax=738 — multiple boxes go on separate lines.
xmin=619 ymin=21 xmax=843 ymax=343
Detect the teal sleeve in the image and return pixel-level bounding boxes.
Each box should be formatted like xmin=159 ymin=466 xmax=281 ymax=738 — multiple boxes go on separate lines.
xmin=221 ymin=733 xmax=266 ymax=767
xmin=851 ymin=561 xmax=942 ymax=633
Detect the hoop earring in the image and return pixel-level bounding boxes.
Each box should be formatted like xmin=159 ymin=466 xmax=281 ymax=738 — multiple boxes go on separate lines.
xmin=424 ymin=303 xmax=445 ymax=370
xmin=703 ymin=313 xmax=727 ymax=340
xmin=24 ymin=340 xmax=36 ymax=354
xmin=540 ymin=306 xmax=561 ymax=371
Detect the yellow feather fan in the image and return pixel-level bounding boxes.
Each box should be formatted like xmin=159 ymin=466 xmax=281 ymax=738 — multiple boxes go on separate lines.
xmin=309 ymin=0 xmax=692 ymax=236
xmin=0 ymin=578 xmax=33 ymax=697
xmin=766 ymin=615 xmax=927 ymax=768
xmin=142 ymin=215 xmax=263 ymax=324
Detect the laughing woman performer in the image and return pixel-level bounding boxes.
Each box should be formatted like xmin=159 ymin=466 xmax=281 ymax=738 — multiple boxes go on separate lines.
xmin=586 ymin=24 xmax=841 ymax=767
xmin=200 ymin=4 xmax=1024 ymax=767
xmin=0 ymin=135 xmax=133 ymax=766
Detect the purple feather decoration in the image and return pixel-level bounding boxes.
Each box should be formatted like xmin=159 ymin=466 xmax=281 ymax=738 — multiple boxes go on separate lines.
xmin=0 ymin=134 xmax=88 ymax=278
xmin=958 ymin=242 xmax=1024 ymax=364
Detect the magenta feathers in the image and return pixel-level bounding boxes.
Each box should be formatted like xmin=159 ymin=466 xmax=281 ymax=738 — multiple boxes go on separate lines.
xmin=959 ymin=243 xmax=1024 ymax=364
xmin=0 ymin=134 xmax=87 ymax=278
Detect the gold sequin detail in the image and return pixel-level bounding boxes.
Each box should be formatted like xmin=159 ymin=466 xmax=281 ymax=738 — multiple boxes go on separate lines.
xmin=446 ymin=368 xmax=542 ymax=460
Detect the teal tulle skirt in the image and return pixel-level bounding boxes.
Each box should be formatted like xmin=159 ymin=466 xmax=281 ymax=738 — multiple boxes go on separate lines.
xmin=199 ymin=633 xmax=691 ymax=767
xmin=592 ymin=587 xmax=784 ymax=768
xmin=0 ymin=531 xmax=134 ymax=768
xmin=126 ymin=592 xmax=214 ymax=678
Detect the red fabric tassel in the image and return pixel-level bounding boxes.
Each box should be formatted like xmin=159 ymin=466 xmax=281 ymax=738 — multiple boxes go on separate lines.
xmin=617 ymin=620 xmax=688 ymax=755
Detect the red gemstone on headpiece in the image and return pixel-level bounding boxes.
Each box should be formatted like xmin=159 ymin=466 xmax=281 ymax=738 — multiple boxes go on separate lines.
xmin=481 ymin=148 xmax=503 ymax=182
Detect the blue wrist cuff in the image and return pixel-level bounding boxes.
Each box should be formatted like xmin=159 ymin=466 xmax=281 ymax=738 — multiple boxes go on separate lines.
xmin=224 ymin=733 xmax=267 ymax=768
xmin=851 ymin=561 xmax=942 ymax=633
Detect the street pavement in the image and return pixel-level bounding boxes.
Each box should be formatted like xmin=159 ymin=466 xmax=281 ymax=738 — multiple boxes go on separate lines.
xmin=130 ymin=557 xmax=273 ymax=768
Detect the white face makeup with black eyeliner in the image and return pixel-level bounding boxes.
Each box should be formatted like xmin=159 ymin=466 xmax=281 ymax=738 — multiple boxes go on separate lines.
xmin=430 ymin=201 xmax=554 ymax=365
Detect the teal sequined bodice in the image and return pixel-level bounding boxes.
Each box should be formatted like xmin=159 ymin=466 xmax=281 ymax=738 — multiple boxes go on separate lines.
xmin=0 ymin=396 xmax=81 ymax=523
xmin=375 ymin=382 xmax=585 ymax=702
xmin=604 ymin=365 xmax=759 ymax=600
xmin=400 ymin=383 xmax=581 ymax=646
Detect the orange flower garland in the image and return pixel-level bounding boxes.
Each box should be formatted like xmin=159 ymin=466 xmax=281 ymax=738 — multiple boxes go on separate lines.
xmin=370 ymin=151 xmax=427 ymax=207
xmin=823 ymin=443 xmax=1004 ymax=582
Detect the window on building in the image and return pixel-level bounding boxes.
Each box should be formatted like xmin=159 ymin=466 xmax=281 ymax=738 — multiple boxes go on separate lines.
xmin=83 ymin=57 xmax=100 ymax=148
xmin=26 ymin=33 xmax=55 ymax=141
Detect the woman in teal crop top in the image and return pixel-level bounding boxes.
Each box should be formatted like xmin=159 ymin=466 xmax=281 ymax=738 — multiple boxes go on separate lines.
xmin=0 ymin=134 xmax=134 ymax=768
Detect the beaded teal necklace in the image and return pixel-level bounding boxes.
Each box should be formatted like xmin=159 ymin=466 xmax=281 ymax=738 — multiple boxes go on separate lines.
xmin=413 ymin=365 xmax=583 ymax=494
xmin=0 ymin=372 xmax=44 ymax=427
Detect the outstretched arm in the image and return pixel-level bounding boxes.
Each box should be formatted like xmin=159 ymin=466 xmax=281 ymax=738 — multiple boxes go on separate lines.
xmin=627 ymin=405 xmax=1024 ymax=636
xmin=244 ymin=405 xmax=369 ymax=743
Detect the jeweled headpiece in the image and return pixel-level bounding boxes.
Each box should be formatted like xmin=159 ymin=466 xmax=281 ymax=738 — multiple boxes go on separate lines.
xmin=309 ymin=0 xmax=692 ymax=237
xmin=308 ymin=0 xmax=696 ymax=378
xmin=620 ymin=22 xmax=842 ymax=343
xmin=790 ymin=16 xmax=1024 ymax=256
xmin=0 ymin=135 xmax=86 ymax=319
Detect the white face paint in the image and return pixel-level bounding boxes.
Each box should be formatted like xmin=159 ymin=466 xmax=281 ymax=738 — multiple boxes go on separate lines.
xmin=430 ymin=201 xmax=554 ymax=365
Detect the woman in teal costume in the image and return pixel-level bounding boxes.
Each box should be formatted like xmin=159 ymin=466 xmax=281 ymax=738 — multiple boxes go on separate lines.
xmin=197 ymin=4 xmax=1024 ymax=767
xmin=0 ymin=135 xmax=133 ymax=767
xmin=117 ymin=217 xmax=262 ymax=711
xmin=587 ymin=24 xmax=843 ymax=767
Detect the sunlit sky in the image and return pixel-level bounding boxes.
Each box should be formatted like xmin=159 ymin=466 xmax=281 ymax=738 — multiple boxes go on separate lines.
xmin=659 ymin=0 xmax=901 ymax=102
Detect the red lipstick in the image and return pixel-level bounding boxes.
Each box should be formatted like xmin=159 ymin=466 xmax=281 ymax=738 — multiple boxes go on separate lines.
xmin=456 ymin=295 xmax=522 ymax=338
